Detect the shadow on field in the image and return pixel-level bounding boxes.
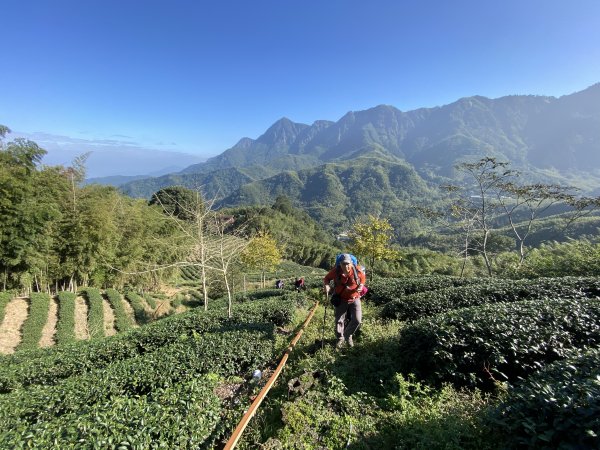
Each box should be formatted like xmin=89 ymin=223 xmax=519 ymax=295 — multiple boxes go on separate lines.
xmin=329 ymin=332 xmax=405 ymax=398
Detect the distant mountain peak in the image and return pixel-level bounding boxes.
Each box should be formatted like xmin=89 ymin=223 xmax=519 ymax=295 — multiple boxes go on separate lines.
xmin=257 ymin=117 xmax=309 ymax=146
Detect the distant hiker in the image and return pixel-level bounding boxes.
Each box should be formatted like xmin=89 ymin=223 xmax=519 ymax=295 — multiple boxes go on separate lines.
xmin=323 ymin=253 xmax=366 ymax=348
xmin=294 ymin=277 xmax=305 ymax=292
xmin=275 ymin=279 xmax=284 ymax=289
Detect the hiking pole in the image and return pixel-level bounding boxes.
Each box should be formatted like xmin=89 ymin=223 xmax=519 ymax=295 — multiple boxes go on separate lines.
xmin=321 ymin=291 xmax=328 ymax=349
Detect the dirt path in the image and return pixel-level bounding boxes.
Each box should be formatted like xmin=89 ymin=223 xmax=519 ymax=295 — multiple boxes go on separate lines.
xmin=39 ymin=296 xmax=58 ymax=348
xmin=74 ymin=296 xmax=89 ymax=340
xmin=0 ymin=297 xmax=29 ymax=354
xmin=103 ymin=299 xmax=116 ymax=336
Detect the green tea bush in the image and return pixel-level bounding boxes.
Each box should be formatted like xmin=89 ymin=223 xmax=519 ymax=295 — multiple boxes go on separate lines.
xmin=489 ymin=347 xmax=600 ymax=449
xmin=368 ymin=275 xmax=481 ymax=306
xmin=1 ymin=375 xmax=223 ymax=449
xmin=0 ymin=319 xmax=276 ymax=448
xmin=397 ymin=298 xmax=600 ymax=391
xmin=0 ymin=296 xmax=296 ymax=393
xmin=16 ymin=292 xmax=51 ymax=351
xmin=0 ymin=324 xmax=275 ymax=432
xmin=105 ymin=288 xmax=133 ymax=332
xmin=0 ymin=291 xmax=13 ymax=323
xmin=125 ymin=290 xmax=150 ymax=324
xmin=55 ymin=291 xmax=76 ymax=345
xmin=144 ymin=293 xmax=158 ymax=309
xmin=82 ymin=287 xmax=104 ymax=339
xmin=382 ymin=277 xmax=600 ymax=321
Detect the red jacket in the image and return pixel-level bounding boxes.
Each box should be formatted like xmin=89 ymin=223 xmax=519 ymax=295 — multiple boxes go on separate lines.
xmin=324 ymin=265 xmax=366 ymax=302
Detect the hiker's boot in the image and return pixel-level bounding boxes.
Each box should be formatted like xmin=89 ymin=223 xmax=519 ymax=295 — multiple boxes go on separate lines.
xmin=336 ymin=338 xmax=345 ymax=349
xmin=347 ymin=336 xmax=354 ymax=348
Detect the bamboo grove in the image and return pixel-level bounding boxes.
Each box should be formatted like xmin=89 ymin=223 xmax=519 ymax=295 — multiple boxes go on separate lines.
xmin=0 ymin=128 xmax=193 ymax=294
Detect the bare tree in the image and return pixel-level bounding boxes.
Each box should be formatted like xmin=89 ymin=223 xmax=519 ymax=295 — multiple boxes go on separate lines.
xmin=207 ymin=214 xmax=249 ymax=317
xmin=496 ymin=182 xmax=573 ymax=266
xmin=454 ymin=157 xmax=517 ymax=276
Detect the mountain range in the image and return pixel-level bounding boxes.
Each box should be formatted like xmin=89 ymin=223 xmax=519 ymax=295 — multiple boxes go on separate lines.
xmin=115 ymin=83 xmax=600 ymax=230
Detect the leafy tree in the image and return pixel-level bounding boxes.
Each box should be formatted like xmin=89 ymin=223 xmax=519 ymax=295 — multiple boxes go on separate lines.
xmin=0 ymin=127 xmax=58 ymax=292
xmin=349 ymin=214 xmax=399 ymax=279
xmin=149 ymin=186 xmax=204 ymax=221
xmin=240 ymin=232 xmax=281 ymax=287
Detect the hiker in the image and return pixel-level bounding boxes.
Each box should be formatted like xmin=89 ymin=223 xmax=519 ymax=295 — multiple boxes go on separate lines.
xmin=294 ymin=277 xmax=305 ymax=292
xmin=275 ymin=279 xmax=284 ymax=289
xmin=323 ymin=253 xmax=366 ymax=348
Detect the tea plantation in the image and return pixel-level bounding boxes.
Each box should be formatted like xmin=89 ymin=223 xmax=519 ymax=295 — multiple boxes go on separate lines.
xmin=0 ymin=275 xmax=599 ymax=448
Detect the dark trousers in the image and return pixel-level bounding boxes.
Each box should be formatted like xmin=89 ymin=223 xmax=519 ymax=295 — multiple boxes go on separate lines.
xmin=334 ymin=299 xmax=362 ymax=340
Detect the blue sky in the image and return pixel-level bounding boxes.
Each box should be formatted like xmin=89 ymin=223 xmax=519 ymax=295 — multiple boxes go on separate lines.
xmin=1 ymin=0 xmax=600 ymax=176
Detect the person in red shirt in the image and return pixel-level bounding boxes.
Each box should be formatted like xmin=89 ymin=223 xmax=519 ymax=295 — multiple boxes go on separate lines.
xmin=323 ymin=254 xmax=366 ymax=348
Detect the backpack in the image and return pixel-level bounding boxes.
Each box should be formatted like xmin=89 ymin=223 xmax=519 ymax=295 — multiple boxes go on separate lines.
xmin=335 ymin=253 xmax=358 ymax=267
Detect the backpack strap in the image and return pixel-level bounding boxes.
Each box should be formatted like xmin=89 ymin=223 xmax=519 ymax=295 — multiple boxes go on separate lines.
xmin=335 ymin=264 xmax=361 ymax=287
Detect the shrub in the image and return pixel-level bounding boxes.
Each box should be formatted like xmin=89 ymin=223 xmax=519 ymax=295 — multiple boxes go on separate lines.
xmin=382 ymin=276 xmax=600 ymax=321
xmin=0 ymin=296 xmax=296 ymax=393
xmin=81 ymin=288 xmax=104 ymax=339
xmin=105 ymin=288 xmax=133 ymax=332
xmin=489 ymin=347 xmax=600 ymax=449
xmin=0 ymin=291 xmax=14 ymax=324
xmin=397 ymin=298 xmax=600 ymax=391
xmin=55 ymin=291 xmax=76 ymax=345
xmin=17 ymin=292 xmax=51 ymax=351
xmin=368 ymin=275 xmax=481 ymax=306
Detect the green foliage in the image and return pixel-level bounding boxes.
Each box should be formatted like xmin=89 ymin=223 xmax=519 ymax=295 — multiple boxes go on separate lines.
xmin=488 ymin=347 xmax=600 ymax=449
xmin=0 ymin=325 xmax=275 ymax=447
xmin=230 ymin=202 xmax=340 ymax=268
xmin=55 ymin=291 xmax=76 ymax=345
xmin=516 ymin=238 xmax=600 ymax=277
xmin=241 ymin=302 xmax=495 ymax=450
xmin=381 ymin=276 xmax=600 ymax=321
xmin=148 ymin=185 xmax=204 ymax=221
xmin=82 ymin=288 xmax=105 ymax=339
xmin=367 ymin=275 xmax=481 ymax=306
xmin=16 ymin=292 xmax=51 ymax=351
xmin=125 ymin=290 xmax=151 ymax=324
xmin=350 ymin=214 xmax=399 ymax=277
xmin=241 ymin=232 xmax=281 ymax=274
xmin=0 ymin=296 xmax=296 ymax=393
xmin=105 ymin=288 xmax=133 ymax=332
xmin=0 ymin=128 xmax=190 ymax=293
xmin=397 ymin=297 xmax=600 ymax=391
xmin=0 ymin=291 xmax=13 ymax=324
xmin=3 ymin=376 xmax=223 ymax=449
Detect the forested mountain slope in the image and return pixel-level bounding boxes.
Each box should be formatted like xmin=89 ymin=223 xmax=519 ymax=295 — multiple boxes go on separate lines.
xmin=119 ymin=83 xmax=600 ymax=201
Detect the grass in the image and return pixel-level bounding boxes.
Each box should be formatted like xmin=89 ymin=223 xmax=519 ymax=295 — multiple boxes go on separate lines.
xmin=236 ymin=293 xmax=504 ymax=449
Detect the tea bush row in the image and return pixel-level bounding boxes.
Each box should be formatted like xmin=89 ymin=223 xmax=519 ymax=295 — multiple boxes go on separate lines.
xmin=0 ymin=295 xmax=296 ymax=393
xmin=105 ymin=288 xmax=133 ymax=332
xmin=0 ymin=324 xmax=274 ymax=427
xmin=368 ymin=275 xmax=481 ymax=305
xmin=144 ymin=293 xmax=158 ymax=309
xmin=382 ymin=276 xmax=600 ymax=321
xmin=0 ymin=291 xmax=12 ymax=323
xmin=125 ymin=290 xmax=151 ymax=324
xmin=55 ymin=291 xmax=76 ymax=345
xmin=397 ymin=297 xmax=600 ymax=391
xmin=489 ymin=347 xmax=600 ymax=449
xmin=82 ymin=287 xmax=104 ymax=339
xmin=2 ymin=375 xmax=223 ymax=449
xmin=16 ymin=292 xmax=50 ymax=351
xmin=0 ymin=323 xmax=275 ymax=447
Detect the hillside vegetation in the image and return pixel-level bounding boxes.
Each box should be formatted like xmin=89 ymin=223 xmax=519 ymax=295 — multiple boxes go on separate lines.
xmin=1 ymin=276 xmax=598 ymax=448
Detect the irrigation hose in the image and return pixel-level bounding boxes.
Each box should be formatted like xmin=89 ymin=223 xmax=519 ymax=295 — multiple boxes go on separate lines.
xmin=223 ymin=300 xmax=321 ymax=450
